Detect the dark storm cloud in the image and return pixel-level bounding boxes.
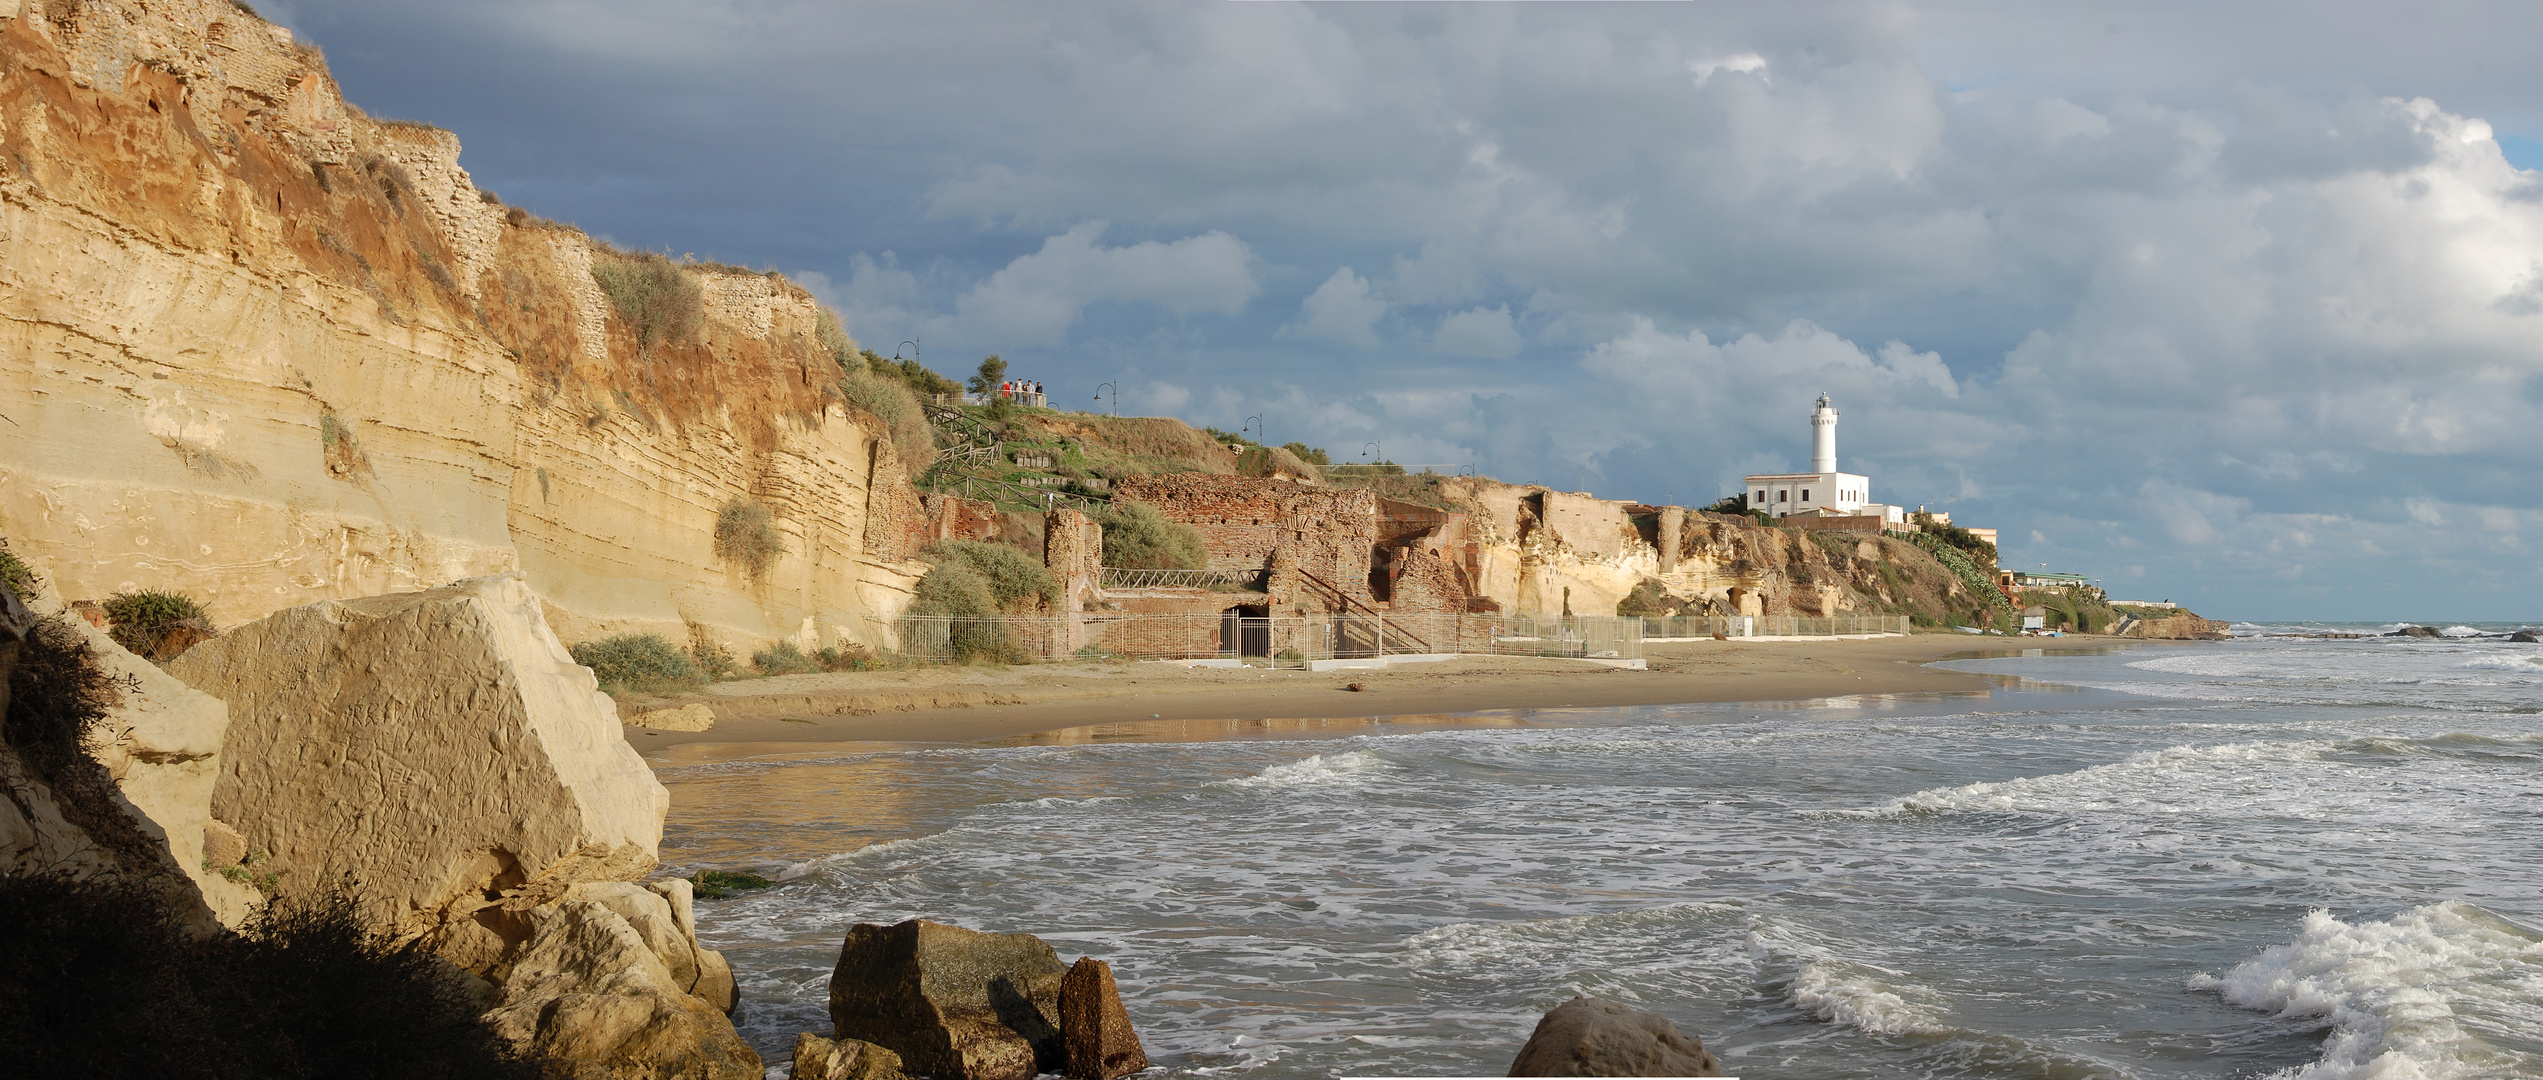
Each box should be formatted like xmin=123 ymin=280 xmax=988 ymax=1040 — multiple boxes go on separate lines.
xmin=280 ymin=1 xmax=2543 ymax=619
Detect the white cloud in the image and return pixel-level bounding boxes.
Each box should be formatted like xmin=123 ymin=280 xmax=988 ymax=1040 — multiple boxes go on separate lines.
xmin=1689 ymin=52 xmax=1766 ymax=86
xmin=1430 ymin=305 xmax=1521 ymax=359
xmin=1289 ymin=267 xmax=1387 ymax=348
xmin=946 ymin=222 xmax=1259 ymax=348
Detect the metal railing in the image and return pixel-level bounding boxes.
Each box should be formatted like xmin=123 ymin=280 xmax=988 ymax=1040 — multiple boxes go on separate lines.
xmin=1098 ymin=566 xmax=1267 ymax=590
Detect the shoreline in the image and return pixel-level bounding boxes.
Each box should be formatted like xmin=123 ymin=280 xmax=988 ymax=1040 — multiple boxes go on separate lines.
xmin=635 ymin=633 xmax=2206 ymax=765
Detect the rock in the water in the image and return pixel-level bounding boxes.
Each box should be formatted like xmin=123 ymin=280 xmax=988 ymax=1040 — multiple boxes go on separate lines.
xmin=2510 ymin=630 xmax=2540 ymax=643
xmin=1507 ymin=997 xmax=1724 ymax=1077
xmin=627 ymin=703 xmax=717 ymax=731
xmin=795 ymin=1033 xmax=910 ymax=1080
xmin=829 ymin=918 xmax=1069 ymax=1080
xmin=2387 ymin=625 xmax=2445 ymax=638
xmin=1058 ymin=957 xmax=1148 ymax=1080
xmin=169 ymin=574 xmax=667 ymax=936
xmin=482 ymin=898 xmax=762 ymax=1080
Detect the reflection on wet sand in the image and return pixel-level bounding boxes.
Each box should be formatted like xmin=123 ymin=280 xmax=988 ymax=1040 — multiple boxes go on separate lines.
xmin=979 ymin=713 xmax=1538 ymax=746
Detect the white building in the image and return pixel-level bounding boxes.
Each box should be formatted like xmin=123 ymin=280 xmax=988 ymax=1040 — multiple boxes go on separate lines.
xmin=1743 ymin=395 xmax=1906 ymax=524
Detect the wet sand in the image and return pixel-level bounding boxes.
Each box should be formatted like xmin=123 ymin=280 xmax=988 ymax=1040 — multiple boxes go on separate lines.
xmin=633 ymin=633 xmax=2200 ymax=765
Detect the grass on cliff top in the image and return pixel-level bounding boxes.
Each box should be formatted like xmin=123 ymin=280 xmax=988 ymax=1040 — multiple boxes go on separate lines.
xmin=0 ymin=874 xmax=540 ymax=1078
xmin=589 ymin=248 xmax=704 ymax=356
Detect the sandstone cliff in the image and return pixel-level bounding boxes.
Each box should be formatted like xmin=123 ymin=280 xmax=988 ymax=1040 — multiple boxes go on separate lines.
xmin=0 ymin=0 xmax=926 ymax=655
xmin=1429 ymin=478 xmax=2002 ymax=626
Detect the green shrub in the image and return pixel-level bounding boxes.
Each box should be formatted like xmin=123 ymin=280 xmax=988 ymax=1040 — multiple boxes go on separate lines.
xmin=101 ymin=590 xmax=208 ymax=656
xmin=714 ymin=498 xmax=785 ymax=578
xmin=922 ymin=540 xmax=1057 ymax=611
xmin=569 ymin=633 xmax=701 ymax=689
xmin=0 ymin=874 xmax=540 ymax=1079
xmin=688 ymin=637 xmax=738 ymax=680
xmin=1281 ymin=441 xmax=1330 ymax=466
xmin=690 ymin=870 xmax=774 ymax=900
xmin=0 ymin=537 xmax=39 ymax=601
xmin=841 ymin=369 xmax=936 ymax=475
xmin=1097 ymin=500 xmax=1207 ymax=570
xmin=751 ymin=640 xmax=821 ymax=675
xmin=590 ymin=250 xmax=703 ymax=355
xmin=901 ymin=561 xmax=1028 ymax=664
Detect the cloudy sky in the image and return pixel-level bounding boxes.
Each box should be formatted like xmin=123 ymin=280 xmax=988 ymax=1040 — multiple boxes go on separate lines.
xmin=276 ymin=1 xmax=2543 ymax=620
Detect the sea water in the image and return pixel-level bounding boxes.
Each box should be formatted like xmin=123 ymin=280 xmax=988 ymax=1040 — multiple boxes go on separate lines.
xmin=656 ymin=631 xmax=2543 ymax=1079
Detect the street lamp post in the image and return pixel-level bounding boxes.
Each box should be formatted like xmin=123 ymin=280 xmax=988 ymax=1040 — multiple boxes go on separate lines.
xmin=1093 ymin=382 xmax=1117 ymax=417
xmin=1243 ymin=415 xmax=1263 ymax=445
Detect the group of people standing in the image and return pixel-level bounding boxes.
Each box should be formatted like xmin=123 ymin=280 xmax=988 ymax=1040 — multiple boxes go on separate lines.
xmin=997 ymin=379 xmax=1047 ymax=407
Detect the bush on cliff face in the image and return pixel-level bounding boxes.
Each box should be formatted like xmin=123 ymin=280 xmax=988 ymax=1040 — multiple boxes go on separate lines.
xmin=0 ymin=875 xmax=541 ymax=1079
xmin=591 ymin=249 xmax=705 ymax=356
xmin=713 ymin=498 xmax=786 ymax=579
xmin=571 ymin=633 xmax=703 ymax=691
xmin=1097 ymin=500 xmax=1207 ymax=571
xmin=0 ymin=537 xmax=39 ymax=600
xmin=101 ymin=589 xmax=212 ymax=661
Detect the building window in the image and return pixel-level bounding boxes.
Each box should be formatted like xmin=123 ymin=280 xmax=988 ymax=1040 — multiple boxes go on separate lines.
xmin=1779 ymin=490 xmax=1788 ymax=502
xmin=1802 ymin=489 xmax=1810 ymax=501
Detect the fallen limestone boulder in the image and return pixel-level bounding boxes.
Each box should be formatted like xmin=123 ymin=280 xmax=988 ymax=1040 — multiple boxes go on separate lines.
xmin=1507 ymin=997 xmax=1724 ymax=1077
xmin=482 ymin=897 xmax=761 ymax=1080
xmin=627 ymin=703 xmax=717 ymax=731
xmin=0 ymin=580 xmax=259 ymax=926
xmin=795 ymin=1033 xmax=911 ymax=1080
xmin=829 ymin=919 xmax=1069 ymax=1080
xmin=1058 ymin=957 xmax=1148 ymax=1080
xmin=169 ymin=574 xmax=668 ymax=937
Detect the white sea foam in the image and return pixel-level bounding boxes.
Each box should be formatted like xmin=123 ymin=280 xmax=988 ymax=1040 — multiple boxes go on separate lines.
xmin=1212 ymin=750 xmax=1392 ymax=790
xmin=2458 ymin=653 xmax=2543 ymax=673
xmin=2190 ymin=903 xmax=2543 ymax=1079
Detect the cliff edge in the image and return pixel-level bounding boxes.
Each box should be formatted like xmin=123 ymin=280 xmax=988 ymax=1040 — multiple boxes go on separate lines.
xmin=0 ymin=0 xmax=926 ymax=655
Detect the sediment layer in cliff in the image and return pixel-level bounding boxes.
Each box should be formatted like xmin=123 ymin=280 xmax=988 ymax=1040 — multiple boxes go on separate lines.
xmin=0 ymin=0 xmax=925 ymax=654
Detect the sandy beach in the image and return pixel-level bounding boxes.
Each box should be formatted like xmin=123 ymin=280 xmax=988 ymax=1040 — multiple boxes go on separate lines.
xmin=630 ymin=633 xmax=2199 ymax=764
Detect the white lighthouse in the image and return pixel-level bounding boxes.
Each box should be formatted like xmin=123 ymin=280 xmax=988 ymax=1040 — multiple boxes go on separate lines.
xmin=1810 ymin=393 xmax=1839 ymax=473
xmin=1743 ymin=394 xmax=1898 ymax=523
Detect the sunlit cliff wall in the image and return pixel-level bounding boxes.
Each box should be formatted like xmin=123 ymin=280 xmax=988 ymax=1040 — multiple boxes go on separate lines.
xmin=0 ymin=0 xmax=925 ymax=652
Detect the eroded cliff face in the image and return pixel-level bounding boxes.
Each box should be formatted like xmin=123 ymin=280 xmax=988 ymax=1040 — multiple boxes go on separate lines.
xmin=0 ymin=0 xmax=924 ymax=652
xmin=1434 ymin=478 xmax=1990 ymax=623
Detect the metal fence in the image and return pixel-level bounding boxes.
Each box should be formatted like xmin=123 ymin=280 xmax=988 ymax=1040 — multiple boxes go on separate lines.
xmin=1098 ymin=567 xmax=1267 ymax=590
xmin=890 ymin=613 xmax=1646 ymax=665
xmin=1636 ymin=614 xmax=1910 ymax=640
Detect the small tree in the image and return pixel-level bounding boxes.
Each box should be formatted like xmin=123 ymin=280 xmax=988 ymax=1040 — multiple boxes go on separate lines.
xmin=966 ymin=355 xmax=1009 ymax=399
xmin=1098 ymin=501 xmax=1208 ymax=570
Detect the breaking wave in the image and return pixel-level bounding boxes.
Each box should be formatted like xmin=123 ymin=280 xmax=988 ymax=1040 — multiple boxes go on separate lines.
xmin=2190 ymin=903 xmax=2543 ymax=1079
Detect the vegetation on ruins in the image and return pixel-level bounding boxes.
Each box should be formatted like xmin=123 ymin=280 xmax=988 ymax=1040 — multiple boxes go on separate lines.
xmin=569 ymin=633 xmax=703 ymax=692
xmin=901 ymin=559 xmax=1031 ymax=664
xmin=922 ymin=540 xmax=1059 ymax=611
xmin=1096 ymin=500 xmax=1208 ymax=571
xmin=712 ymin=498 xmax=785 ymax=579
xmin=101 ymin=590 xmax=210 ymax=657
xmin=590 ymin=248 xmax=704 ymax=356
xmin=1281 ymin=441 xmax=1331 ymax=466
xmin=0 ymin=874 xmax=541 ymax=1078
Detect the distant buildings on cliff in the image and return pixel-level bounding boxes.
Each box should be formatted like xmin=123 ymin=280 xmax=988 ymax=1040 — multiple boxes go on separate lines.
xmin=1743 ymin=394 xmax=1996 ymax=548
